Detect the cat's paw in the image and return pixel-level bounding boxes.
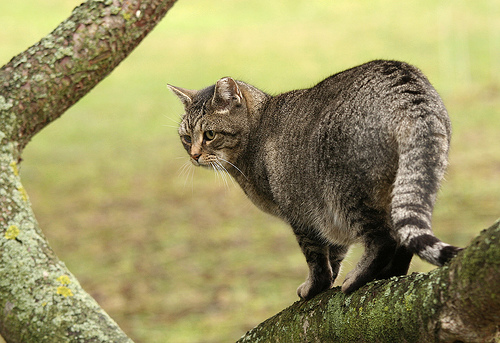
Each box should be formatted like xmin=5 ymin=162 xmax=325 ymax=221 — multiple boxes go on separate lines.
xmin=297 ymin=277 xmax=332 ymax=300
xmin=297 ymin=280 xmax=314 ymax=300
xmin=341 ymin=269 xmax=364 ymax=294
xmin=342 ymin=267 xmax=379 ymax=294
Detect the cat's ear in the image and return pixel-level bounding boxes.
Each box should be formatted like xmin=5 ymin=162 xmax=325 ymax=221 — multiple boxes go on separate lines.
xmin=167 ymin=84 xmax=196 ymax=107
xmin=212 ymin=77 xmax=243 ymax=110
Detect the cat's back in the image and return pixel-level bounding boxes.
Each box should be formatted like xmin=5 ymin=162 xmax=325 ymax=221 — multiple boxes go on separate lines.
xmin=308 ymin=59 xmax=442 ymax=116
xmin=252 ymin=60 xmax=449 ymax=223
xmin=261 ymin=60 xmax=448 ymax=147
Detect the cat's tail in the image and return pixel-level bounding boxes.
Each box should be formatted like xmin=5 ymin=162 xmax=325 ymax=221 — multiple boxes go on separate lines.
xmin=391 ymin=110 xmax=462 ymax=266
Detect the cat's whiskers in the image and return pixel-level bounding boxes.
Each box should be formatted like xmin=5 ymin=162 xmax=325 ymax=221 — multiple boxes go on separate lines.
xmin=211 ymin=161 xmax=232 ymax=190
xmin=220 ymin=165 xmax=233 ymax=190
xmin=163 ymin=124 xmax=179 ymax=129
xmin=163 ymin=114 xmax=181 ymax=126
xmin=188 ymin=163 xmax=195 ymax=194
xmin=178 ymin=159 xmax=195 ymax=190
xmin=214 ymin=160 xmax=238 ymax=189
xmin=163 ymin=115 xmax=181 ymax=131
xmin=218 ymin=157 xmax=248 ymax=181
xmin=177 ymin=160 xmax=190 ymax=177
xmin=210 ymin=162 xmax=226 ymax=189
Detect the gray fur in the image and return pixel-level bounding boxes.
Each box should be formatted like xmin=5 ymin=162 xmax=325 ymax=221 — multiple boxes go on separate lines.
xmin=168 ymin=60 xmax=462 ymax=299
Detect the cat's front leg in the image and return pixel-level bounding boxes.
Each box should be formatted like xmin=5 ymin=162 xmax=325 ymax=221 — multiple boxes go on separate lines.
xmin=294 ymin=228 xmax=338 ymax=300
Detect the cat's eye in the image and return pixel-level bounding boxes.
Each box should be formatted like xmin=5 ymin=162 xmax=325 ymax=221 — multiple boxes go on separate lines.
xmin=204 ymin=130 xmax=216 ymax=141
xmin=182 ymin=135 xmax=192 ymax=144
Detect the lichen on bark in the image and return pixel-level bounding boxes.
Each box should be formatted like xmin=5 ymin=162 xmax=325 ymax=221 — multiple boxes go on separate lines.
xmin=0 ymin=136 xmax=131 ymax=342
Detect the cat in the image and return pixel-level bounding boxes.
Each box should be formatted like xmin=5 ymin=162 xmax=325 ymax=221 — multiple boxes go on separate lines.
xmin=168 ymin=60 xmax=462 ymax=300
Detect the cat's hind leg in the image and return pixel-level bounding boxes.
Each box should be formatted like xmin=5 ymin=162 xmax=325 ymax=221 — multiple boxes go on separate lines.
xmin=376 ymin=244 xmax=413 ymax=280
xmin=341 ymin=229 xmax=397 ymax=294
xmin=294 ymin=228 xmax=346 ymax=300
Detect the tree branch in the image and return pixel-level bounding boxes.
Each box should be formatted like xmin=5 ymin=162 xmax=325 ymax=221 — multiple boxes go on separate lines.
xmin=0 ymin=0 xmax=177 ymax=341
xmin=237 ymin=220 xmax=500 ymax=343
xmin=0 ymin=0 xmax=177 ymax=152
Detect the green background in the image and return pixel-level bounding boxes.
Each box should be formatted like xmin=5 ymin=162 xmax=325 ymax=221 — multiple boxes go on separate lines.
xmin=1 ymin=0 xmax=499 ymax=342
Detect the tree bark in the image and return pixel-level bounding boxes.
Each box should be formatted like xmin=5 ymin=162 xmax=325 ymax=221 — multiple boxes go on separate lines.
xmin=0 ymin=0 xmax=176 ymax=341
xmin=237 ymin=220 xmax=500 ymax=343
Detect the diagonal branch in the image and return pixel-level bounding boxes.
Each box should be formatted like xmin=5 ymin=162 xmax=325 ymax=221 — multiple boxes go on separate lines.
xmin=0 ymin=0 xmax=177 ymax=341
xmin=237 ymin=220 xmax=500 ymax=343
xmin=0 ymin=0 xmax=177 ymax=152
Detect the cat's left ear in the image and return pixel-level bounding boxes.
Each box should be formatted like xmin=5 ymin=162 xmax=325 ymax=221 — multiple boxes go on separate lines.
xmin=212 ymin=77 xmax=243 ymax=110
xmin=167 ymin=84 xmax=196 ymax=107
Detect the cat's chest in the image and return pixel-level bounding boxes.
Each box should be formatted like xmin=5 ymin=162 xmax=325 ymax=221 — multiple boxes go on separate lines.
xmin=236 ymin=175 xmax=280 ymax=217
xmin=240 ymin=170 xmax=358 ymax=245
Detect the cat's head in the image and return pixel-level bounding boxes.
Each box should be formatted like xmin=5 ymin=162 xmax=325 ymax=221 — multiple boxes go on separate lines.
xmin=168 ymin=77 xmax=252 ymax=171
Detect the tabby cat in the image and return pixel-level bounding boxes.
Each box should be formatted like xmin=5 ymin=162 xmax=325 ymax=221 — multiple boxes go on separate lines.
xmin=168 ymin=60 xmax=462 ymax=299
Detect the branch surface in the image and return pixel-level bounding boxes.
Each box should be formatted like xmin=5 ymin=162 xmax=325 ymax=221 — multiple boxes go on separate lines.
xmin=237 ymin=220 xmax=500 ymax=343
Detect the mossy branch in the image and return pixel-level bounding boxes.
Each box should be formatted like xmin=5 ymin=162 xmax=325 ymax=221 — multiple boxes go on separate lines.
xmin=237 ymin=220 xmax=500 ymax=343
xmin=0 ymin=0 xmax=177 ymax=341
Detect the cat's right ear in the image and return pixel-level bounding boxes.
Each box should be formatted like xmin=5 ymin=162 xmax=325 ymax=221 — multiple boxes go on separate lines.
xmin=167 ymin=84 xmax=196 ymax=107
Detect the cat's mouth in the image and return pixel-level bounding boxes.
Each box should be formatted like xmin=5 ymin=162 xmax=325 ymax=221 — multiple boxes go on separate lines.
xmin=190 ymin=157 xmax=206 ymax=167
xmin=190 ymin=159 xmax=201 ymax=167
xmin=191 ymin=154 xmax=239 ymax=176
xmin=190 ymin=154 xmax=217 ymax=168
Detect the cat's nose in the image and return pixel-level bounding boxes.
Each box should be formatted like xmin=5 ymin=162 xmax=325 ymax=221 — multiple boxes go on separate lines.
xmin=191 ymin=153 xmax=201 ymax=161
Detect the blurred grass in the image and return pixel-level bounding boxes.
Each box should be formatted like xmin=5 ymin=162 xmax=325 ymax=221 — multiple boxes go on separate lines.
xmin=1 ymin=0 xmax=499 ymax=342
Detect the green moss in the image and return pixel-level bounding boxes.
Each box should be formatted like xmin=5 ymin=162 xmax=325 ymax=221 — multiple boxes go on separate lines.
xmin=239 ymin=273 xmax=449 ymax=342
xmin=122 ymin=12 xmax=132 ymax=21
xmin=455 ymin=220 xmax=500 ymax=285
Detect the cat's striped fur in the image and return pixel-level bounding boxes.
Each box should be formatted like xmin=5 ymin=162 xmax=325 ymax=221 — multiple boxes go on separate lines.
xmin=169 ymin=60 xmax=462 ymax=299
